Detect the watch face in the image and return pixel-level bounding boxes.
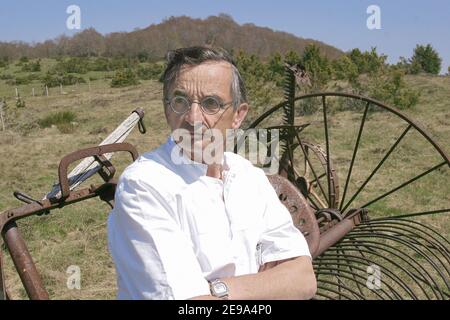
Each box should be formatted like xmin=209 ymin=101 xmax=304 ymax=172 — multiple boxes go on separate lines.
xmin=214 ymin=282 xmax=227 ymax=295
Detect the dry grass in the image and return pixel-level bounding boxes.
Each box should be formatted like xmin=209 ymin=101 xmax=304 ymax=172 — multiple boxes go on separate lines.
xmin=0 ymin=74 xmax=448 ymax=299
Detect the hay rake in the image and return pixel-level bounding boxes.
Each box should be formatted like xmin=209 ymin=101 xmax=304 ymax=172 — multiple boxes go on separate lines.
xmin=246 ymin=66 xmax=449 ymax=299
xmin=0 ymin=68 xmax=448 ymax=299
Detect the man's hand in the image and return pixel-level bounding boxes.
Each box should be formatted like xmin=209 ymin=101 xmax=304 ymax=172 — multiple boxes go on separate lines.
xmin=190 ymin=256 xmax=317 ymax=300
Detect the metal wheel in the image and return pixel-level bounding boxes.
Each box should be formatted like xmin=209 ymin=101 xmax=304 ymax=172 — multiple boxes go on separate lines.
xmin=247 ymin=92 xmax=450 ymax=223
xmin=246 ymin=90 xmax=449 ymax=299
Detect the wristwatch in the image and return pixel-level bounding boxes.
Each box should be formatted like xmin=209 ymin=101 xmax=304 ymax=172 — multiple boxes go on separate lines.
xmin=209 ymin=279 xmax=229 ymax=299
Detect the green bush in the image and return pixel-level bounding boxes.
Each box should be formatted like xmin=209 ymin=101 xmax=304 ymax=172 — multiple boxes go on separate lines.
xmin=234 ymin=51 xmax=279 ymax=111
xmin=110 ymin=69 xmax=140 ymax=87
xmin=409 ymin=44 xmax=442 ymax=74
xmin=0 ymin=58 xmax=9 ymax=68
xmin=301 ymin=44 xmax=332 ymax=91
xmin=332 ymin=55 xmax=358 ymax=82
xmin=42 ymin=72 xmax=86 ymax=88
xmin=348 ymin=48 xmax=387 ymax=75
xmin=16 ymin=96 xmax=26 ymax=108
xmin=54 ymin=57 xmax=89 ymax=74
xmin=364 ymin=69 xmax=420 ymax=109
xmin=38 ymin=111 xmax=77 ymax=133
xmin=21 ymin=59 xmax=41 ymax=72
xmin=137 ymin=63 xmax=165 ymax=80
xmin=0 ymin=73 xmax=13 ymax=80
xmin=90 ymin=57 xmax=113 ymax=71
xmin=6 ymin=74 xmax=39 ymax=86
xmin=267 ymin=52 xmax=285 ymax=87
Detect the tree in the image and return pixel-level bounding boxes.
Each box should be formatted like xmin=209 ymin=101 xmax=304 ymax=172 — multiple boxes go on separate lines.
xmin=332 ymin=55 xmax=358 ymax=83
xmin=409 ymin=44 xmax=442 ymax=74
xmin=301 ymin=44 xmax=332 ymax=90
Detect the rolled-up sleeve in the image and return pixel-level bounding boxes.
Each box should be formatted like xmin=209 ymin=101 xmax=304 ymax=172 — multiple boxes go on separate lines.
xmin=257 ymin=172 xmax=312 ymax=264
xmin=107 ymin=174 xmax=210 ymax=300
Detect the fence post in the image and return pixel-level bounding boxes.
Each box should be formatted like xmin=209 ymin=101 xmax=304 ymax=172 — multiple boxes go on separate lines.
xmin=0 ymin=101 xmax=5 ymax=131
xmin=32 ymin=88 xmax=35 ymax=97
xmin=15 ymin=87 xmax=18 ymax=98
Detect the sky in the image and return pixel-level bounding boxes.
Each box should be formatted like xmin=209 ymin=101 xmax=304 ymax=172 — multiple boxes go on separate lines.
xmin=0 ymin=0 xmax=449 ymax=73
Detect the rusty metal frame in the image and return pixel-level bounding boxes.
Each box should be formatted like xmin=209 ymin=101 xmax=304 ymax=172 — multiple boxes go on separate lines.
xmin=0 ymin=143 xmax=138 ymax=300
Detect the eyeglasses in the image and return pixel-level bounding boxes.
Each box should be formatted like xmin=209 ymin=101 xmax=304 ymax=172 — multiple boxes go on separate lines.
xmin=165 ymin=95 xmax=233 ymax=115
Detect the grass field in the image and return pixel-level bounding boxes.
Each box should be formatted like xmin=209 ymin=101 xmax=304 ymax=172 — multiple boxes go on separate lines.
xmin=0 ymin=69 xmax=448 ymax=299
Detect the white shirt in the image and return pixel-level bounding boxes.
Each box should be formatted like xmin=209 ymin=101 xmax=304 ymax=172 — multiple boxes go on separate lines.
xmin=107 ymin=137 xmax=311 ymax=300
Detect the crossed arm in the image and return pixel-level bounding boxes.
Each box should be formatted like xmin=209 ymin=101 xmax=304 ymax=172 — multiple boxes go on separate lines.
xmin=190 ymin=256 xmax=317 ymax=300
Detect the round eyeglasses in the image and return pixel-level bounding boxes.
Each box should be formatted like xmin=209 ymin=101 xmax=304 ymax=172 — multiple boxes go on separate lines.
xmin=165 ymin=95 xmax=233 ymax=115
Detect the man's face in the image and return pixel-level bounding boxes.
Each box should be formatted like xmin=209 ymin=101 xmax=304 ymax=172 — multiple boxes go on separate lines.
xmin=165 ymin=61 xmax=248 ymax=161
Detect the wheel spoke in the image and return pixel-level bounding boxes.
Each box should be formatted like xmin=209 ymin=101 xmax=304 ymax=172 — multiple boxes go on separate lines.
xmin=342 ymin=124 xmax=412 ymax=212
xmin=340 ymin=102 xmax=370 ymax=211
xmin=322 ymin=96 xmax=334 ymax=207
xmin=293 ymin=130 xmax=330 ymax=206
xmin=361 ymin=161 xmax=447 ymax=208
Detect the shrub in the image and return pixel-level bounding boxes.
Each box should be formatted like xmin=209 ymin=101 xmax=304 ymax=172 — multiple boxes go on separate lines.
xmin=409 ymin=44 xmax=442 ymax=75
xmin=301 ymin=44 xmax=332 ymax=91
xmin=365 ymin=69 xmax=420 ymax=109
xmin=21 ymin=59 xmax=41 ymax=72
xmin=90 ymin=57 xmax=112 ymax=71
xmin=0 ymin=73 xmax=13 ymax=80
xmin=38 ymin=111 xmax=77 ymax=133
xmin=332 ymin=55 xmax=358 ymax=82
xmin=110 ymin=69 xmax=139 ymax=87
xmin=137 ymin=63 xmax=165 ymax=80
xmin=54 ymin=57 xmax=89 ymax=74
xmin=0 ymin=58 xmax=9 ymax=68
xmin=348 ymin=48 xmax=387 ymax=75
xmin=16 ymin=96 xmax=26 ymax=108
xmin=42 ymin=72 xmax=86 ymax=88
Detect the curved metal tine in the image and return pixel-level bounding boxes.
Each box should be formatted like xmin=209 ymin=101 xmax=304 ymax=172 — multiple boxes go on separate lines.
xmin=316 ymin=277 xmax=366 ymax=300
xmin=317 ymin=285 xmax=355 ymax=300
xmin=322 ymin=96 xmax=334 ymax=207
xmin=358 ymin=223 xmax=450 ymax=268
xmin=358 ymin=220 xmax=450 ymax=267
xmin=337 ymin=243 xmax=374 ymax=297
xmin=350 ymin=226 xmax=450 ymax=280
xmin=373 ymin=218 xmax=450 ymax=249
xmin=361 ymin=161 xmax=447 ymax=209
xmin=327 ymin=243 xmax=434 ymax=299
xmin=340 ymin=101 xmax=370 ymax=212
xmin=313 ymin=262 xmax=397 ymax=299
xmin=372 ymin=209 xmax=450 ymax=224
xmin=293 ymin=129 xmax=330 ymax=206
xmin=341 ymin=235 xmax=446 ymax=298
xmin=341 ymin=124 xmax=412 ymax=212
xmin=314 ymin=289 xmax=336 ymax=300
xmin=346 ymin=231 xmax=448 ymax=285
xmin=317 ymin=251 xmax=417 ymax=299
xmin=331 ymin=243 xmax=424 ymax=299
xmin=315 ymin=255 xmax=407 ymax=299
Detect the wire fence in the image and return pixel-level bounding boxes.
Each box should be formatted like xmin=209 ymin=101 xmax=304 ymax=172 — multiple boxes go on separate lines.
xmin=0 ymin=79 xmax=114 ymax=100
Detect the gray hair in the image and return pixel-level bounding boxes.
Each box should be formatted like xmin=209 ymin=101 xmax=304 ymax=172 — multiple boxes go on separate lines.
xmin=162 ymin=46 xmax=247 ymax=110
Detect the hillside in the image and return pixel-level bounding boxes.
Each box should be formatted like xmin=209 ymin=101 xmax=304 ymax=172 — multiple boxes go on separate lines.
xmin=0 ymin=14 xmax=343 ymax=60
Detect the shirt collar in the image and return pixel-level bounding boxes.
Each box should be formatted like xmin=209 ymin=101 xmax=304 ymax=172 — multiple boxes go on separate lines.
xmin=164 ymin=136 xmax=235 ymax=177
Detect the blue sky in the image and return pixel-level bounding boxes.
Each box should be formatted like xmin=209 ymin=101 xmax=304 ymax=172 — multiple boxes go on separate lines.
xmin=1 ymin=0 xmax=449 ymax=73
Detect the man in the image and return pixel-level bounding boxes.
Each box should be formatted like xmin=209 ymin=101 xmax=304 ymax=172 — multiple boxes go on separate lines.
xmin=107 ymin=46 xmax=317 ymax=300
